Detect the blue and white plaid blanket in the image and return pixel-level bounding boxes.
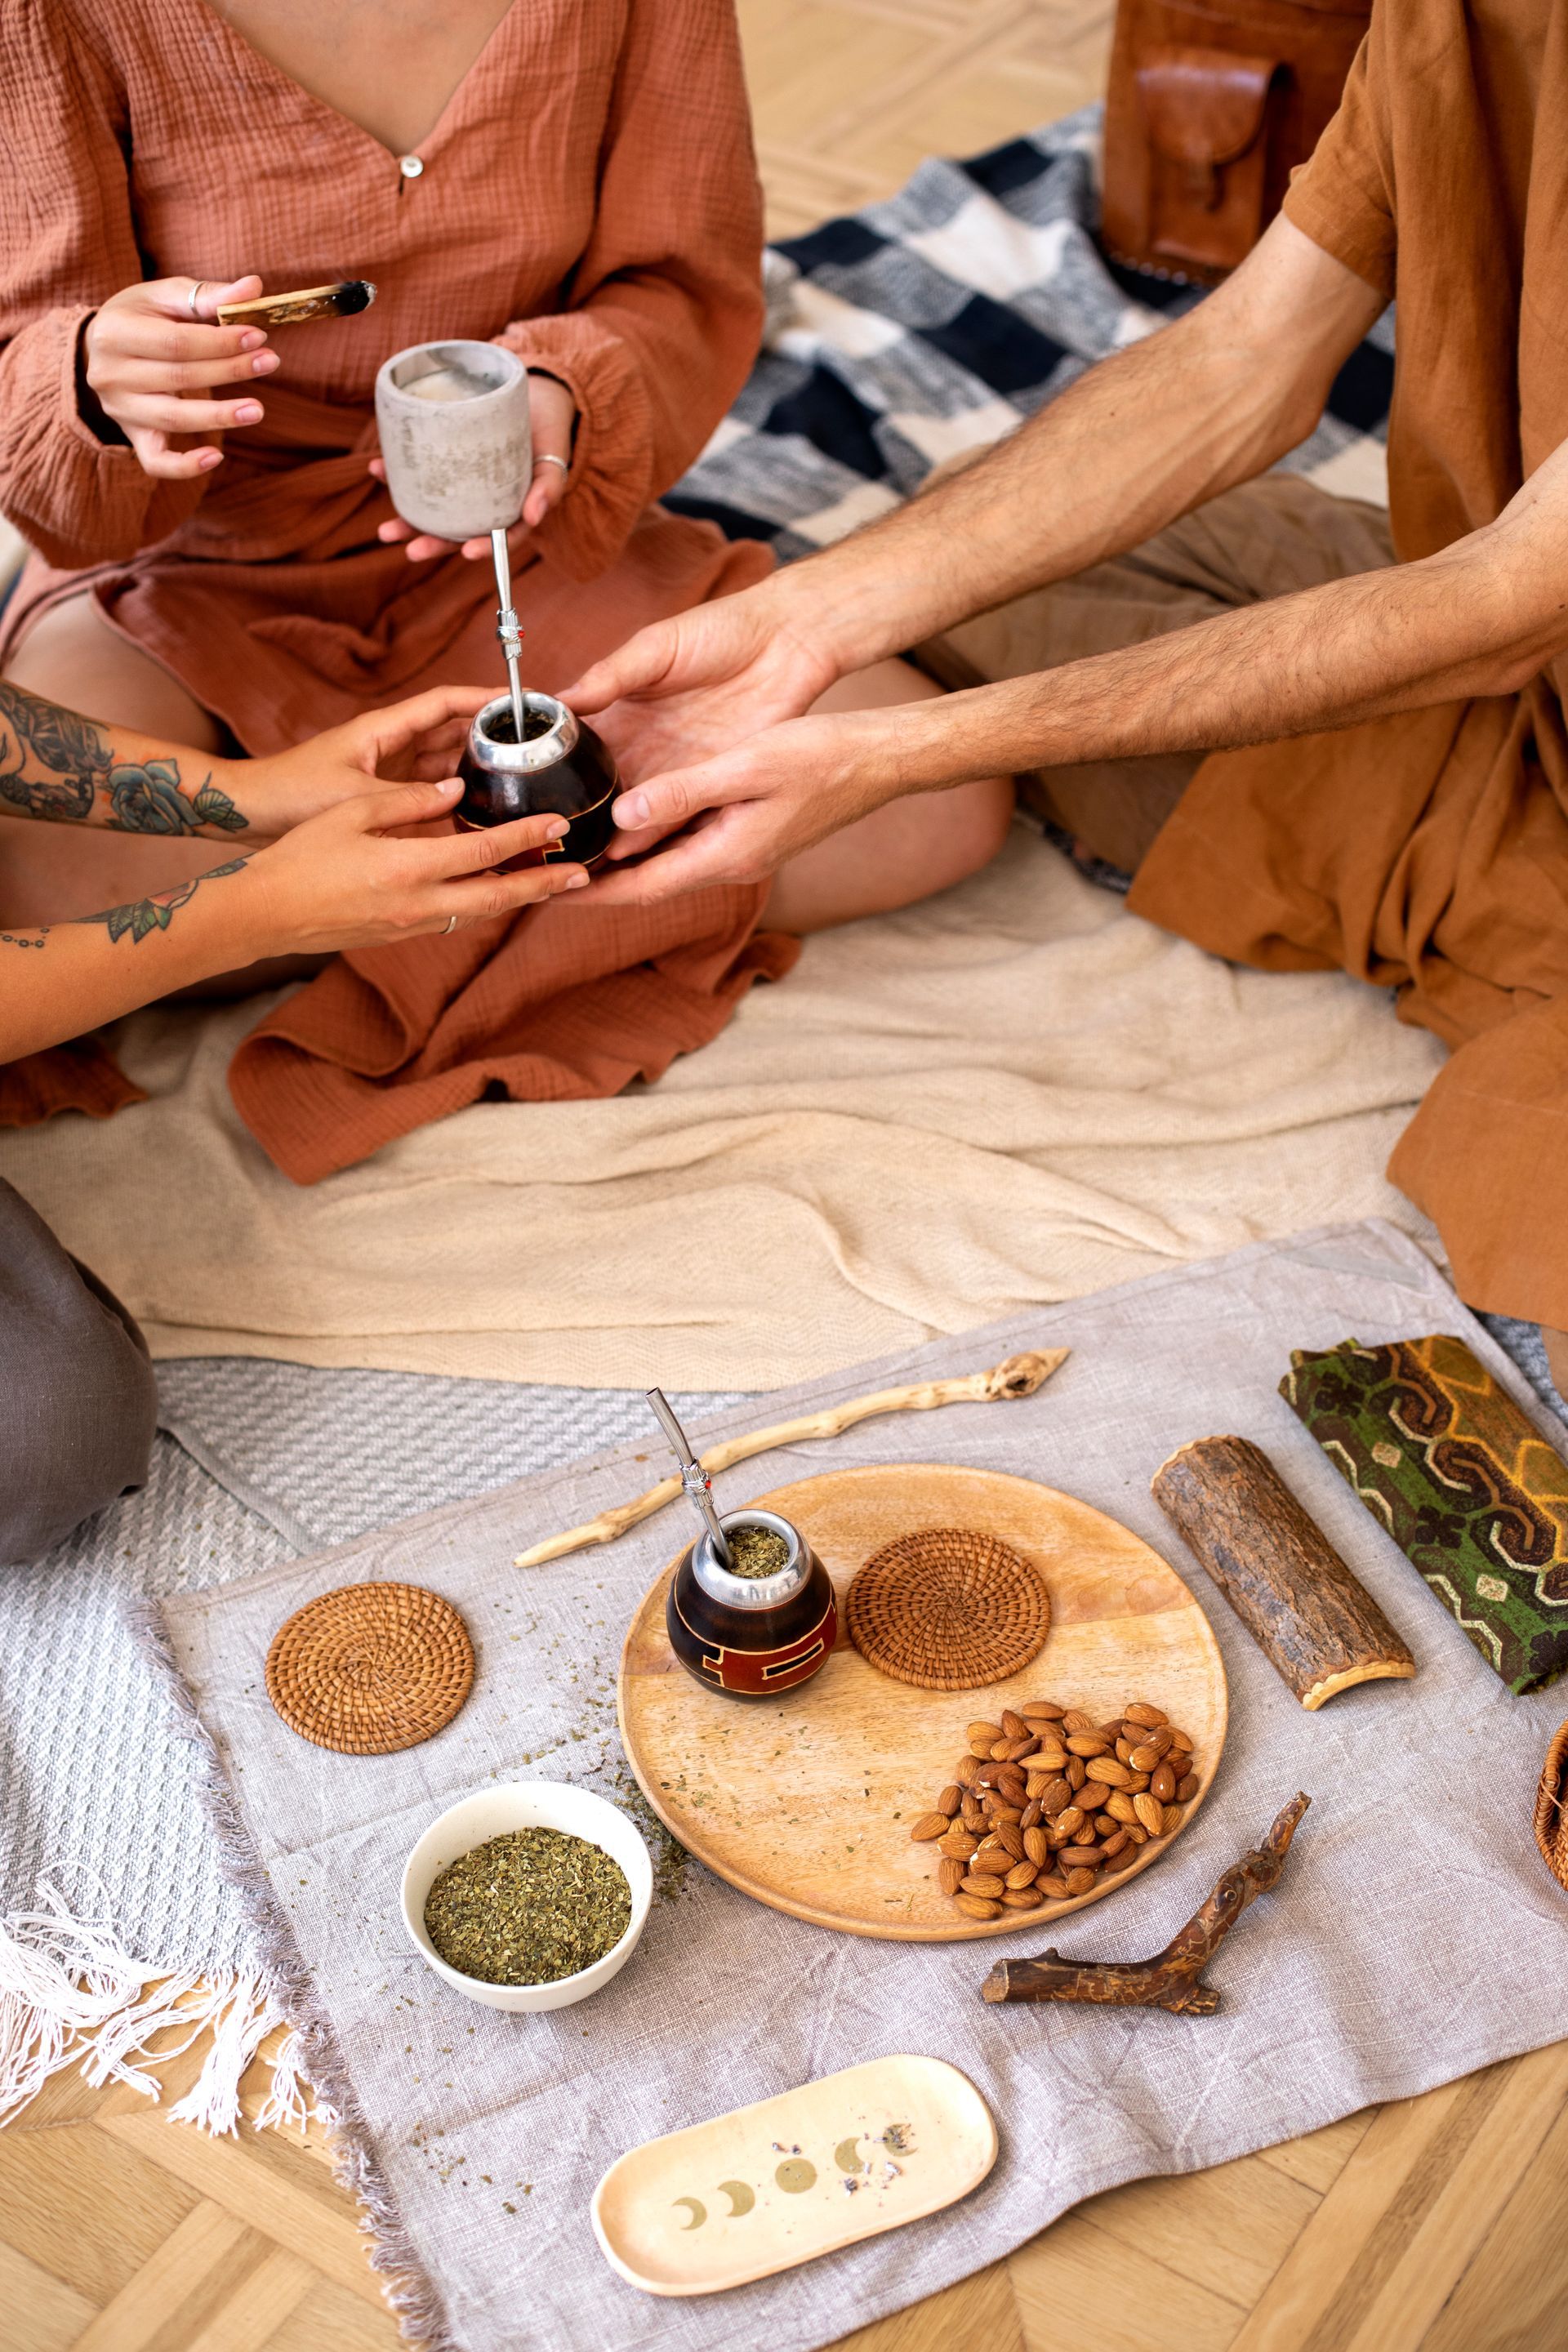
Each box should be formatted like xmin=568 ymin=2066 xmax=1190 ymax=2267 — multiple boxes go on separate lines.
xmin=670 ymin=105 xmax=1393 ymax=560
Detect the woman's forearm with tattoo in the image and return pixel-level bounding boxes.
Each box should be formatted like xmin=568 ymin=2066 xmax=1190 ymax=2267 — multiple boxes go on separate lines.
xmin=0 ymin=682 xmax=251 ymax=835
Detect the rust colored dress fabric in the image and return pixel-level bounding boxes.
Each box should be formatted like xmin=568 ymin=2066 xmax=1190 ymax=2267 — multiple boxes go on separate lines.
xmin=0 ymin=0 xmax=783 ymax=1169
xmin=1129 ymin=0 xmax=1568 ymax=1326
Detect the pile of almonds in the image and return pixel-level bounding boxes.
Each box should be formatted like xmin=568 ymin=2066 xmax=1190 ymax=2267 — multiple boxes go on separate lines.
xmin=907 ymin=1699 xmax=1200 ymax=1922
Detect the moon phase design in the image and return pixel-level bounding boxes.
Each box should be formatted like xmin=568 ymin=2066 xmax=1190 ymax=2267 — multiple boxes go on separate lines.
xmin=672 ymin=2196 xmax=707 ymax=2230
xmin=774 ymin=2158 xmax=817 ymax=2194
xmin=717 ymin=2180 xmax=755 ymax=2216
xmin=835 ymin=2137 xmax=864 ymax=2176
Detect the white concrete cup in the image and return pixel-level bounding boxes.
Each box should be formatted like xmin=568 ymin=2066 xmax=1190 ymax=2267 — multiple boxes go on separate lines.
xmin=373 ymin=339 xmax=532 ymax=542
xmin=401 ymin=1781 xmax=653 ymax=2014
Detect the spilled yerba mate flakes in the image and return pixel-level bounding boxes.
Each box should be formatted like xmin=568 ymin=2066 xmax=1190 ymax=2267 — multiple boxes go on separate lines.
xmin=724 ymin=1523 xmax=791 ymax=1579
xmin=423 ymin=1827 xmax=631 ymax=1985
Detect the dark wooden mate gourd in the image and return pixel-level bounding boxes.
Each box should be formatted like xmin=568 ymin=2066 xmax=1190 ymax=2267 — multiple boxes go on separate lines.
xmin=666 ymin=1508 xmax=838 ymax=1701
xmin=457 ymin=691 xmax=621 ymax=868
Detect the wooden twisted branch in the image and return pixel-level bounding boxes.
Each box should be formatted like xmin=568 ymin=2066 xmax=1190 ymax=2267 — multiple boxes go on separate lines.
xmin=981 ymin=1792 xmax=1312 ymax=2014
xmin=513 ymin=1348 xmax=1069 ymax=1568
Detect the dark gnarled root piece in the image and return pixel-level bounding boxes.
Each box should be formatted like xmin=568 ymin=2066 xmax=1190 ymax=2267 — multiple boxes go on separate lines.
xmin=980 ymin=1792 xmax=1311 ymax=2014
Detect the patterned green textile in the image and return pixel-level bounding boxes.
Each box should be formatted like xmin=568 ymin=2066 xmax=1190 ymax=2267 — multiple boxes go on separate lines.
xmin=1281 ymin=1335 xmax=1568 ymax=1695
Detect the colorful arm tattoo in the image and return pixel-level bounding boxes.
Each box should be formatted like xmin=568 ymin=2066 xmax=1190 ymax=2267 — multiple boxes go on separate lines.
xmin=0 ymin=683 xmax=248 ymax=834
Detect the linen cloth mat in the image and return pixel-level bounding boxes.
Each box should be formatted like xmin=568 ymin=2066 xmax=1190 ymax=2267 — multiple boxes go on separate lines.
xmin=0 ymin=826 xmax=1445 ymax=1388
xmin=158 ymin=1222 xmax=1568 ymax=2351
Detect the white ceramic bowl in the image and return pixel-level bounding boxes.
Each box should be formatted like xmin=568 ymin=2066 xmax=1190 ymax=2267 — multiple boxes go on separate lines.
xmin=400 ymin=1782 xmax=653 ymax=2013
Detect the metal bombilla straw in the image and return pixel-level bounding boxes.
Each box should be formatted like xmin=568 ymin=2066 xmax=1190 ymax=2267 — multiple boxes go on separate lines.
xmin=490 ymin=526 xmax=527 ymax=744
xmin=646 ymin=1388 xmax=733 ymax=1570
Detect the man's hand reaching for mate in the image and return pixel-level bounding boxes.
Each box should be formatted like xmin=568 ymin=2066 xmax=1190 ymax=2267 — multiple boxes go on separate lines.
xmin=564 ymin=582 xmax=842 ymax=803
xmin=584 ymin=704 xmax=910 ymax=902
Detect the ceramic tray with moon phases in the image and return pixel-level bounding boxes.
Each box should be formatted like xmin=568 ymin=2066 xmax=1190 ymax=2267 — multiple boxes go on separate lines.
xmin=591 ymin=2054 xmax=996 ymax=2295
xmin=617 ymin=1463 xmax=1227 ymax=1940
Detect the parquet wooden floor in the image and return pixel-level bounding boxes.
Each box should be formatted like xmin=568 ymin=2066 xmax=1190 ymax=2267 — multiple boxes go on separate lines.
xmin=11 ymin=7 xmax=1568 ymax=2350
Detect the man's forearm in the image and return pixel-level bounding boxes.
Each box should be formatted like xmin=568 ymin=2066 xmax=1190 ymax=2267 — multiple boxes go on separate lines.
xmin=766 ymin=216 xmax=1384 ymax=675
xmin=859 ymin=524 xmax=1555 ymax=793
xmin=0 ymin=682 xmax=253 ymax=836
xmin=0 ymin=856 xmax=266 ymax=1062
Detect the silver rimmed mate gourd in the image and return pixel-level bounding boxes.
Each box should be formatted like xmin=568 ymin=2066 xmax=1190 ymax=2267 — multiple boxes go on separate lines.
xmin=645 ymin=1391 xmax=837 ymax=1702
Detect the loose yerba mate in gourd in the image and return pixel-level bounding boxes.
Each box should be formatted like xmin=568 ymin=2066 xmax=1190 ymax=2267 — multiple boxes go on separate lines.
xmin=424 ymin=1827 xmax=632 ymax=1985
xmin=906 ymin=1698 xmax=1201 ymax=1918
xmin=724 ymin=1523 xmax=792 ymax=1579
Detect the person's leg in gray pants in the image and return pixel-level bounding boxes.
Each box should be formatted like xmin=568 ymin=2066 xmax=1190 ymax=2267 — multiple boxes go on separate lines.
xmin=0 ymin=1179 xmax=157 ymax=1565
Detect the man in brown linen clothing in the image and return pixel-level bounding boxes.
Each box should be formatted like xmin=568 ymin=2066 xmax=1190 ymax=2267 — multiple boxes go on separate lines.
xmin=572 ymin=0 xmax=1568 ymax=1378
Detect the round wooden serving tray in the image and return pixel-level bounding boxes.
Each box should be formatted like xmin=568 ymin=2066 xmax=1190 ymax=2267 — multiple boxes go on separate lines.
xmin=618 ymin=1463 xmax=1227 ymax=1940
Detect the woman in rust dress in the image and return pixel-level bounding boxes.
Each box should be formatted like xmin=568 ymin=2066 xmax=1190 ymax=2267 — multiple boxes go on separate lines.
xmin=0 ymin=0 xmax=1010 ymax=1178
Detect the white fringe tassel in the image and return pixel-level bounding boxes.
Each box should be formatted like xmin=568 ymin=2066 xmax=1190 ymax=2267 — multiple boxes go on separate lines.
xmin=0 ymin=1880 xmax=299 ymax=2137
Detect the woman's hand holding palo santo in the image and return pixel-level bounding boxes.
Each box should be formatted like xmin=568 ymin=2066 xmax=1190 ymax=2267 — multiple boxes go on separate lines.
xmin=82 ymin=275 xmax=278 ymax=479
xmin=514 ymin=1351 xmax=1070 ymax=1569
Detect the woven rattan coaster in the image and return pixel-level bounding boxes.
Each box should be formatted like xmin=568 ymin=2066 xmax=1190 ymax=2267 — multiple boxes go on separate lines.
xmin=1535 ymin=1717 xmax=1568 ymax=1893
xmin=265 ymin=1581 xmax=474 ymax=1755
xmin=845 ymin=1526 xmax=1051 ymax=1690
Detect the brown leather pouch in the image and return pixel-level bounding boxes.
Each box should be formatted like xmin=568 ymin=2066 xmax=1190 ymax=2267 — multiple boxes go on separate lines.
xmin=1102 ymin=0 xmax=1370 ymax=281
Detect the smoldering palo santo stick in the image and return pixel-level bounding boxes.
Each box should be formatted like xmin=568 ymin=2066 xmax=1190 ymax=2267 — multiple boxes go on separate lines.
xmin=980 ymin=1792 xmax=1311 ymax=2013
xmin=217 ymin=280 xmax=376 ymax=327
xmin=514 ymin=1351 xmax=1070 ymax=1568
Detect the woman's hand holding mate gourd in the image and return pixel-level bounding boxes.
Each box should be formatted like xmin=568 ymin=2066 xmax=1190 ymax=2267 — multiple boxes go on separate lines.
xmin=372 ymin=372 xmax=578 ymax=559
xmin=80 ymin=276 xmax=279 ymax=479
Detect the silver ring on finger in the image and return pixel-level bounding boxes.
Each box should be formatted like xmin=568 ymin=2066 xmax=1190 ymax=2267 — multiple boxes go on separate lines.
xmin=188 ymin=280 xmax=207 ymax=318
xmin=444 ymin=912 xmax=459 ymax=934
xmin=532 ymin=452 xmax=569 ymax=475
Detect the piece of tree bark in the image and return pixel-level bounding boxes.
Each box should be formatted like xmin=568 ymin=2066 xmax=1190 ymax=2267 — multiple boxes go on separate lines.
xmin=981 ymin=1791 xmax=1310 ymax=2012
xmin=514 ymin=1349 xmax=1068 ymax=1567
xmin=1151 ymin=1434 xmax=1415 ymax=1708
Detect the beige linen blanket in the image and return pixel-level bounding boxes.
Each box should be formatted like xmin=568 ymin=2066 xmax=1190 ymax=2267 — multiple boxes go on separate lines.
xmin=0 ymin=825 xmax=1446 ymax=1388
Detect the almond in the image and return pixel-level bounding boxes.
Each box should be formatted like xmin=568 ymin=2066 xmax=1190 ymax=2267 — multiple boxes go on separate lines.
xmin=1124 ymin=1702 xmax=1167 ymax=1729
xmin=1115 ymin=1736 xmax=1134 ymax=1763
xmin=1176 ymin=1771 xmax=1200 ymax=1803
xmin=955 ymin=1892 xmax=1002 ymax=1920
xmin=938 ymin=1856 xmax=964 ymax=1895
xmin=1093 ymin=1812 xmax=1118 ymax=1836
xmin=1124 ymin=1822 xmax=1147 ymax=1844
xmin=961 ymin=1871 xmax=1005 ymax=1900
xmin=1063 ymin=1867 xmax=1095 ymax=1895
xmin=1105 ymin=1790 xmax=1138 ymax=1824
xmin=996 ymin=1822 xmax=1027 ymax=1860
xmin=1028 ymin=1745 xmax=1070 ymax=1772
xmin=968 ymin=1721 xmax=1003 ymax=1748
xmin=975 ymin=1833 xmax=1008 ymax=1859
xmin=1019 ymin=1798 xmax=1044 ymax=1829
xmin=970 ymin=1737 xmax=999 ymax=1760
xmin=1038 ymin=1874 xmax=1071 ymax=1900
xmin=1003 ymin=1735 xmax=1040 ymax=1762
xmin=955 ymin=1753 xmax=980 ymax=1788
xmin=1133 ymin=1792 xmax=1165 ymax=1837
xmin=1001 ymin=1885 xmax=1045 ymax=1909
xmin=1066 ymin=1757 xmax=1087 ymax=1788
xmin=1162 ymin=1802 xmax=1184 ymax=1835
xmin=961 ymin=1802 xmax=987 ymax=1835
xmin=1061 ymin=1708 xmax=1095 ymax=1734
xmin=938 ymin=1828 xmax=978 ymax=1860
xmin=1022 ymin=1698 xmax=1067 ymax=1720
xmin=1066 ymin=1734 xmax=1109 ymax=1757
xmin=1004 ymin=1858 xmax=1040 ymax=1891
xmin=1041 ymin=1777 xmax=1074 ymax=1816
xmin=1086 ymin=1756 xmax=1134 ymax=1789
xmin=1166 ymin=1724 xmax=1193 ymax=1751
xmin=1053 ymin=1806 xmax=1086 ymax=1838
xmin=911 ymin=1811 xmax=949 ymax=1841
xmin=988 ymin=1802 xmax=1023 ymax=1826
xmin=1148 ymin=1763 xmax=1176 ymax=1804
xmin=1000 ymin=1709 xmax=1027 ymax=1740
xmin=1102 ymin=1829 xmax=1130 ymax=1857
xmin=1023 ymin=1826 xmax=1049 ymax=1864
xmin=936 ymin=1784 xmax=963 ymax=1817
xmin=1103 ymin=1842 xmax=1139 ymax=1871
